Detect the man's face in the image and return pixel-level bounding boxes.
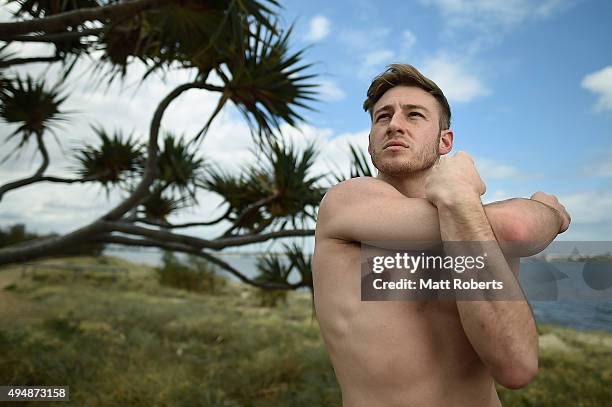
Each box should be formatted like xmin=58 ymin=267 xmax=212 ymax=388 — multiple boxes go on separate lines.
xmin=368 ymin=85 xmax=451 ymax=177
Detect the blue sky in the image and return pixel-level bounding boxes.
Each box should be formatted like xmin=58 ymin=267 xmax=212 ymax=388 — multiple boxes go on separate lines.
xmin=276 ymin=0 xmax=612 ymax=240
xmin=0 ymin=0 xmax=611 ymax=242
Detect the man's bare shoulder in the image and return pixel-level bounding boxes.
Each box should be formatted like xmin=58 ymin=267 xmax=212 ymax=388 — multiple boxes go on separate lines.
xmin=319 ymin=177 xmax=400 ymax=211
xmin=316 ymin=177 xmax=417 ymax=243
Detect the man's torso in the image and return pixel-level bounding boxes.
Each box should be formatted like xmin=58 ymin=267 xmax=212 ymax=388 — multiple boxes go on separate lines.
xmin=313 ymin=236 xmax=502 ymax=407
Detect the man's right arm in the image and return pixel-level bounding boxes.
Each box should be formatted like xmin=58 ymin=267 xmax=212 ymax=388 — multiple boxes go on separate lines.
xmin=317 ymin=177 xmax=441 ymax=242
xmin=316 ymin=177 xmax=564 ymax=257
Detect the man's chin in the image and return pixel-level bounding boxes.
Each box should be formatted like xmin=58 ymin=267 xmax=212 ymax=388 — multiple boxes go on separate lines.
xmin=375 ymin=163 xmax=416 ymax=177
xmin=374 ymin=159 xmax=437 ymax=177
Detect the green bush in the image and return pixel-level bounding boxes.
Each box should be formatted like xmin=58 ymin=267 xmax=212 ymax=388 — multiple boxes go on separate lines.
xmin=156 ymin=251 xmax=225 ymax=293
xmin=254 ymin=255 xmax=290 ymax=307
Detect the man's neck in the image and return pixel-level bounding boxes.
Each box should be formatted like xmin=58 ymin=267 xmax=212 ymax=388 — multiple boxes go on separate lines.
xmin=377 ymin=168 xmax=431 ymax=198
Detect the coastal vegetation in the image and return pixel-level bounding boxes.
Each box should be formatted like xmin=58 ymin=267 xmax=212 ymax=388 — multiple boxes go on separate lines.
xmin=1 ymin=256 xmax=611 ymax=406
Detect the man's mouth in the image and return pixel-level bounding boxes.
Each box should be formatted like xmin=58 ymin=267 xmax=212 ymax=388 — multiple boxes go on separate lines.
xmin=383 ymin=140 xmax=409 ymax=150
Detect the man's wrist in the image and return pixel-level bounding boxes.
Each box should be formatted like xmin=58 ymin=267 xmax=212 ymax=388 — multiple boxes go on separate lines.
xmin=432 ymin=193 xmax=482 ymax=210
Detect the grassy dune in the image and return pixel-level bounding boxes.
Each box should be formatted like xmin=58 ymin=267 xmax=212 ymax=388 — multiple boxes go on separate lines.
xmin=1 ymin=257 xmax=611 ymax=406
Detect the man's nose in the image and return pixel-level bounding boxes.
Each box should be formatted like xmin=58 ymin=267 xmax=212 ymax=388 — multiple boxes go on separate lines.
xmin=387 ymin=112 xmax=404 ymax=134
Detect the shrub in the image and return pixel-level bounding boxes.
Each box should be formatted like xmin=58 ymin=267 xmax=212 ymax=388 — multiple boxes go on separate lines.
xmin=156 ymin=251 xmax=225 ymax=293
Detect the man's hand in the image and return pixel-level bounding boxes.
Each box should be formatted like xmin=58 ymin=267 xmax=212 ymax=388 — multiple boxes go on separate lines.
xmin=425 ymin=151 xmax=486 ymax=207
xmin=530 ymin=191 xmax=571 ymax=233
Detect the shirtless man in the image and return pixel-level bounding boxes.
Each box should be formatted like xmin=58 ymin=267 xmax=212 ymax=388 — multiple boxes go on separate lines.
xmin=312 ymin=64 xmax=571 ymax=406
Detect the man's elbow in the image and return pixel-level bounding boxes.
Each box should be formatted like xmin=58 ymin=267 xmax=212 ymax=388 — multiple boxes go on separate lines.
xmin=496 ymin=210 xmax=551 ymax=257
xmin=496 ymin=209 xmax=532 ymax=242
xmin=494 ymin=355 xmax=539 ymax=389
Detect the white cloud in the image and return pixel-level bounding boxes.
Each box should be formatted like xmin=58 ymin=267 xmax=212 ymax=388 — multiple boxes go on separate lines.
xmin=482 ymin=186 xmax=612 ymax=240
xmin=593 ymin=162 xmax=612 ymax=177
xmin=476 ymin=158 xmax=524 ymax=180
xmin=338 ymin=27 xmax=391 ymax=52
xmin=421 ymin=53 xmax=490 ymax=103
xmin=482 ymin=189 xmax=514 ymax=203
xmin=421 ymin=0 xmax=572 ymax=31
xmin=317 ymin=80 xmax=346 ymax=102
xmin=0 ymin=49 xmax=261 ymax=236
xmin=337 ymin=27 xmax=401 ymax=80
xmin=402 ymin=30 xmax=417 ymax=50
xmin=357 ymin=49 xmax=395 ymax=80
xmin=420 ymin=0 xmax=574 ymax=52
xmin=364 ymin=50 xmax=394 ymax=66
xmin=304 ymin=15 xmax=331 ymax=42
xmin=559 ymin=190 xmax=612 ymax=224
xmin=579 ymin=149 xmax=612 ymax=177
xmin=0 ymin=44 xmax=365 ymax=236
xmin=582 ymin=66 xmax=612 ymax=112
xmin=276 ymin=123 xmax=370 ymax=181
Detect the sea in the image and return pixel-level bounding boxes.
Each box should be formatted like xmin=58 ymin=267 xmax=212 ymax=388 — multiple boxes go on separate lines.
xmin=109 ymin=248 xmax=612 ymax=333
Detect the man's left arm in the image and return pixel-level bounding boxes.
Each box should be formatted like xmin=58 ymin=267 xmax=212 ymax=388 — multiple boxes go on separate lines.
xmin=425 ymin=152 xmax=571 ymax=390
xmin=485 ymin=192 xmax=570 ymax=258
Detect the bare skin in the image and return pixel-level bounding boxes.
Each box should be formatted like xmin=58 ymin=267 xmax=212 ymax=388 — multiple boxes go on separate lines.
xmin=313 ymin=86 xmax=570 ymax=406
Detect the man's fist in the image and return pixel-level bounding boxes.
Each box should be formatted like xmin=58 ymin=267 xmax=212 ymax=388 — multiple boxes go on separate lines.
xmin=425 ymin=151 xmax=486 ymax=207
xmin=530 ymin=191 xmax=571 ymax=233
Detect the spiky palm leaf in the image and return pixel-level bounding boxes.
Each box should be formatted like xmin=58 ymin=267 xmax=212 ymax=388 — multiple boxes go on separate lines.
xmin=141 ymin=190 xmax=186 ymax=223
xmin=204 ymin=140 xmax=324 ymax=233
xmin=204 ymin=20 xmax=318 ymax=140
xmin=0 ymin=75 xmax=69 ymax=160
xmin=8 ymin=0 xmax=99 ymax=57
xmin=255 ymin=253 xmax=292 ymax=285
xmin=202 ymin=169 xmax=271 ymax=231
xmin=348 ymin=143 xmax=374 ymax=178
xmin=95 ymin=0 xmax=279 ymax=81
xmin=157 ymin=133 xmax=207 ymax=201
xmin=0 ymin=46 xmax=14 ymax=93
xmin=283 ymin=242 xmax=312 ymax=289
xmin=74 ymin=127 xmax=143 ymax=189
xmin=8 ymin=0 xmax=100 ymax=18
xmin=332 ymin=143 xmax=375 ymax=182
xmin=100 ymin=17 xmax=143 ymax=71
xmin=251 ymin=140 xmax=325 ymax=224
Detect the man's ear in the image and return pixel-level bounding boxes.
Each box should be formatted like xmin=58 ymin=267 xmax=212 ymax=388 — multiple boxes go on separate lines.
xmin=438 ymin=130 xmax=453 ymax=155
xmin=367 ymin=133 xmax=373 ymax=155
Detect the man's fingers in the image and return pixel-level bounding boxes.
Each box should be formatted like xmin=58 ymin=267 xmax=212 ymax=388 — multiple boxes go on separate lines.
xmin=559 ymin=205 xmax=571 ymax=233
xmin=530 ymin=191 xmax=571 ymax=233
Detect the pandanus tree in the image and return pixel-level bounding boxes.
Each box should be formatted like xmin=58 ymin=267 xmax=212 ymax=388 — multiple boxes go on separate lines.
xmin=0 ymin=0 xmax=367 ymax=291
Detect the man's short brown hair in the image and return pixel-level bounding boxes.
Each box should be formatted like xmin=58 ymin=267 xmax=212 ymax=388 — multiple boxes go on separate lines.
xmin=363 ymin=63 xmax=451 ymax=130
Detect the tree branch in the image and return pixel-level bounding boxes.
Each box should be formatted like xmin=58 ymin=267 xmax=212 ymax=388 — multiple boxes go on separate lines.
xmin=0 ymin=80 xmax=227 ymax=266
xmin=0 ymin=55 xmax=61 ymax=68
xmin=0 ymin=133 xmax=49 ymax=202
xmin=222 ymin=195 xmax=278 ymax=236
xmin=34 ymin=133 xmax=49 ymax=177
xmin=95 ymin=234 xmax=298 ymax=290
xmin=0 ymin=220 xmax=112 ymax=265
xmin=129 ymin=205 xmax=232 ymax=228
xmin=0 ymin=174 xmax=96 ymax=202
xmin=102 ymin=221 xmax=213 ymax=248
xmin=215 ymin=229 xmax=315 ymax=248
xmin=2 ymin=28 xmax=104 ymax=43
xmin=0 ymin=0 xmax=170 ymax=37
xmin=196 ymin=248 xmax=299 ymax=291
xmin=101 ymin=81 xmax=206 ymax=221
xmin=100 ymin=220 xmax=315 ymax=251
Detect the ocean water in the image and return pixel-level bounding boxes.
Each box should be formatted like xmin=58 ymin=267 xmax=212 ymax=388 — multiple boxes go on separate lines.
xmin=521 ymin=261 xmax=612 ymax=332
xmin=110 ymin=248 xmax=612 ymax=333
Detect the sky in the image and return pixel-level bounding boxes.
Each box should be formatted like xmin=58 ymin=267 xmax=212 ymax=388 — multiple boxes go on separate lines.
xmin=1 ymin=0 xmax=611 ymax=244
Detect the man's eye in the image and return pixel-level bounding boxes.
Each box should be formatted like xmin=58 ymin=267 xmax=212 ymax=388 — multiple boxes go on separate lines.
xmin=408 ymin=112 xmax=424 ymax=118
xmin=376 ymin=114 xmax=390 ymax=121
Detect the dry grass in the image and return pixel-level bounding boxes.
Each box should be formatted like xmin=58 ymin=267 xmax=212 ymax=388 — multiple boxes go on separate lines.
xmin=1 ymin=256 xmax=610 ymax=406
